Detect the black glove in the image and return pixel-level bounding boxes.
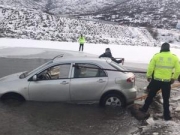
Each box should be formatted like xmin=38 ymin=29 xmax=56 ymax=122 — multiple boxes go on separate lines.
xmin=178 ymin=75 xmax=180 ymax=82
xmin=171 ymin=79 xmax=175 ymax=84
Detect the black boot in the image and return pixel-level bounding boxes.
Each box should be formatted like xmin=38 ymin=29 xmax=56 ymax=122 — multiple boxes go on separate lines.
xmin=164 ymin=116 xmax=172 ymax=121
xmin=139 ymin=107 xmax=147 ymax=113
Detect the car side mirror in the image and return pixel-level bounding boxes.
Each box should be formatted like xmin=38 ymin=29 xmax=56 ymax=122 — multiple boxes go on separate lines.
xmin=32 ymin=75 xmax=38 ymax=81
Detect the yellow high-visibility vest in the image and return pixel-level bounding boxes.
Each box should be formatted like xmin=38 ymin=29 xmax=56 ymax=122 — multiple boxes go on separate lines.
xmin=147 ymin=52 xmax=180 ymax=81
xmin=78 ymin=37 xmax=85 ymax=44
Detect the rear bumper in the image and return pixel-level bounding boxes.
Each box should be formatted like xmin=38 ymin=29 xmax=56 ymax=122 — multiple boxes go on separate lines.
xmin=124 ymin=86 xmax=137 ymax=104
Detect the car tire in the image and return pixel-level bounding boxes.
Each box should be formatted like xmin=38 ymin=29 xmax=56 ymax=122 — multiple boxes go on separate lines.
xmin=100 ymin=93 xmax=125 ymax=108
xmin=1 ymin=93 xmax=25 ymax=106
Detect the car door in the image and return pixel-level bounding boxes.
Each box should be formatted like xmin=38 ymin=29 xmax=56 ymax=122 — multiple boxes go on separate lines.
xmin=70 ymin=63 xmax=108 ymax=101
xmin=28 ymin=64 xmax=71 ymax=101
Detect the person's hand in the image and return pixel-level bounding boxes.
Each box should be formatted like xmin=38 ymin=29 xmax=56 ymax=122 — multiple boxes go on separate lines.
xmin=178 ymin=75 xmax=180 ymax=82
xmin=121 ymin=58 xmax=125 ymax=65
xmin=147 ymin=78 xmax=151 ymax=82
xmin=171 ymin=79 xmax=175 ymax=84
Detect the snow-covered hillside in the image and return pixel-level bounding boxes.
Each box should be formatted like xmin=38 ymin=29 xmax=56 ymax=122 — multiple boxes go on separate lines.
xmin=157 ymin=29 xmax=180 ymax=45
xmin=80 ymin=0 xmax=180 ymax=29
xmin=0 ymin=0 xmax=119 ymax=15
xmin=0 ymin=0 xmax=179 ymax=29
xmin=0 ymin=6 xmax=158 ymax=46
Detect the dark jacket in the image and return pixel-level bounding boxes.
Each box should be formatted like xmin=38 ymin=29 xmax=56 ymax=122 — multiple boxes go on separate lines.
xmin=99 ymin=51 xmax=112 ymax=58
xmin=99 ymin=51 xmax=123 ymax=64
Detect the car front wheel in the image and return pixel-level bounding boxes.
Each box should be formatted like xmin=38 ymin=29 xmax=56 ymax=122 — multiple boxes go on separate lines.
xmin=101 ymin=93 xmax=125 ymax=108
xmin=1 ymin=93 xmax=25 ymax=106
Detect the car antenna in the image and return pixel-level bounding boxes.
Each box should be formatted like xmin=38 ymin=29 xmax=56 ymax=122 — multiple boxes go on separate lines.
xmin=52 ymin=54 xmax=64 ymax=61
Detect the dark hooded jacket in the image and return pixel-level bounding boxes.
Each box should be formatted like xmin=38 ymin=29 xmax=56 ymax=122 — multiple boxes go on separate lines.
xmin=99 ymin=49 xmax=123 ymax=64
xmin=99 ymin=50 xmax=112 ymax=58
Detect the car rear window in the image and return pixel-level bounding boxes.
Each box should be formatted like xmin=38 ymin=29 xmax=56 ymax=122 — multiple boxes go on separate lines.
xmin=108 ymin=61 xmax=128 ymax=73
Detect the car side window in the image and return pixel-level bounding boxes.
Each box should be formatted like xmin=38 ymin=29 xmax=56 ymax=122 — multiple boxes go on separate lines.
xmin=74 ymin=63 xmax=106 ymax=78
xmin=38 ymin=64 xmax=71 ymax=80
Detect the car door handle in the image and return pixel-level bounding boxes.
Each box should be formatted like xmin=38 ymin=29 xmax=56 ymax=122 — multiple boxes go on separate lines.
xmin=60 ymin=81 xmax=69 ymax=85
xmin=97 ymin=79 xmax=106 ymax=83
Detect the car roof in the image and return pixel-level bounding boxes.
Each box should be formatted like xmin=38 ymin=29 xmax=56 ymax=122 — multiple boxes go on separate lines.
xmin=52 ymin=56 xmax=111 ymax=64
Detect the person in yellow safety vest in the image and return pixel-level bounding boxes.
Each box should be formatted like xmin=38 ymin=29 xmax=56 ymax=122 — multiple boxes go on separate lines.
xmin=78 ymin=34 xmax=86 ymax=51
xmin=139 ymin=42 xmax=180 ymax=121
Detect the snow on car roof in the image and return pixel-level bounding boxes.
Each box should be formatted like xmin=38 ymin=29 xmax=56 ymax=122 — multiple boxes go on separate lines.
xmin=52 ymin=56 xmax=110 ymax=63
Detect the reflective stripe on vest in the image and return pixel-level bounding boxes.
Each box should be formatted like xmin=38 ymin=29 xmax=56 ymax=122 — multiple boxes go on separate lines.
xmin=155 ymin=65 xmax=174 ymax=69
xmin=154 ymin=78 xmax=171 ymax=82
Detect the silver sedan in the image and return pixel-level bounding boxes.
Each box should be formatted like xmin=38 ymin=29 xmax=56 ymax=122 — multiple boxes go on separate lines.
xmin=0 ymin=56 xmax=137 ymax=107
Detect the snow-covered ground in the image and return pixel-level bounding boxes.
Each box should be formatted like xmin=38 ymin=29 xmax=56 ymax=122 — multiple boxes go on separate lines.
xmin=1 ymin=38 xmax=180 ymax=134
xmin=0 ymin=38 xmax=180 ymax=64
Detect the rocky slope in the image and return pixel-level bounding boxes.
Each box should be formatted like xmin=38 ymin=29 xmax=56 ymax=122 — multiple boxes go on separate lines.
xmin=0 ymin=0 xmax=119 ymax=15
xmin=80 ymin=0 xmax=180 ymax=29
xmin=0 ymin=0 xmax=180 ymax=29
xmin=0 ymin=6 xmax=158 ymax=46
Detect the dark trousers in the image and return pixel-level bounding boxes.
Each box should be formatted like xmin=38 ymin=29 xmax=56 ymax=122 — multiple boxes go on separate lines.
xmin=147 ymin=79 xmax=154 ymax=90
xmin=141 ymin=80 xmax=171 ymax=118
xmin=147 ymin=73 xmax=154 ymax=90
xmin=79 ymin=44 xmax=84 ymax=51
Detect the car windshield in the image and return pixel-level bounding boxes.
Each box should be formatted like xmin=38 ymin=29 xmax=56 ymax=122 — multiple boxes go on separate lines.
xmin=108 ymin=61 xmax=128 ymax=73
xmin=19 ymin=61 xmax=52 ymax=79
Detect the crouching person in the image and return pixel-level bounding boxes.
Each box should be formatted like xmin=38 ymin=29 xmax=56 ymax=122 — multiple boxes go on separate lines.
xmin=99 ymin=48 xmax=124 ymax=64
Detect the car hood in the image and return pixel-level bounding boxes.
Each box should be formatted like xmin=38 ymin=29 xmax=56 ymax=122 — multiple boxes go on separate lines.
xmin=0 ymin=72 xmax=25 ymax=82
